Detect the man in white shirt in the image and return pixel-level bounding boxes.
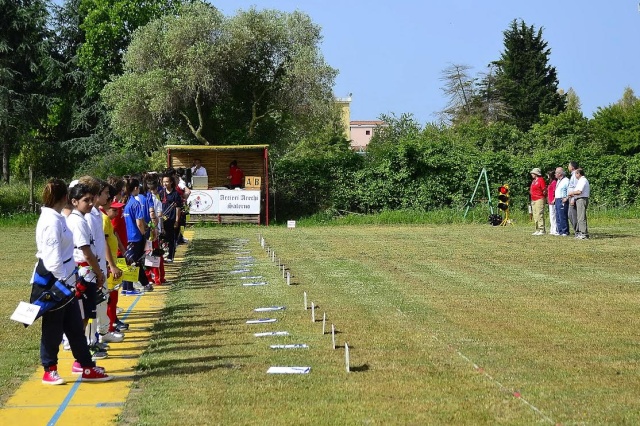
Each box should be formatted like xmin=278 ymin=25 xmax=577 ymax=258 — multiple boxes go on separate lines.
xmin=554 ymin=167 xmax=570 ymax=236
xmin=191 ymin=159 xmax=207 ymax=177
xmin=569 ymin=168 xmax=590 ymax=239
xmin=567 ymin=161 xmax=579 ymax=235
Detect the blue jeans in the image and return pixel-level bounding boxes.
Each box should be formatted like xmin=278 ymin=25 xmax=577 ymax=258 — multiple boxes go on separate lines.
xmin=555 ymin=198 xmax=569 ymax=235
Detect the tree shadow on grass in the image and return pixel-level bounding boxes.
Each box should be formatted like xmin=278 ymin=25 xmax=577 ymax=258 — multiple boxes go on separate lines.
xmin=135 ymin=354 xmax=252 ymax=378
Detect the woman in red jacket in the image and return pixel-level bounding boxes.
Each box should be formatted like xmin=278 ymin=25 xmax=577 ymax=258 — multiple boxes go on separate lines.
xmin=529 ymin=167 xmax=547 ymax=236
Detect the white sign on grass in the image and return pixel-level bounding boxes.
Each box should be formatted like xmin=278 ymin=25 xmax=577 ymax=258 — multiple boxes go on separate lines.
xmin=230 ymin=269 xmax=250 ymax=274
xmin=270 ymin=344 xmax=308 ymax=349
xmin=254 ymin=306 xmax=286 ymax=312
xmin=254 ymin=331 xmax=289 ymax=337
xmin=243 ymin=282 xmax=268 ymax=286
xmin=267 ymin=367 xmax=310 ymax=374
xmin=246 ymin=318 xmax=277 ymax=324
xmin=240 ymin=276 xmax=262 ymax=280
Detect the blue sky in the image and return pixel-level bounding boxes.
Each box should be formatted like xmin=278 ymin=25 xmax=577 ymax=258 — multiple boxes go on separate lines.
xmin=210 ymin=0 xmax=640 ymax=123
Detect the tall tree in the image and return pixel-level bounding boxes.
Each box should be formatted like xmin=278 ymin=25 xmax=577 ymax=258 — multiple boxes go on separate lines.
xmin=78 ymin=0 xmax=183 ymax=99
xmin=103 ymin=4 xmax=338 ymax=149
xmin=0 ymin=0 xmax=52 ymax=183
xmin=438 ymin=64 xmax=476 ymax=125
xmin=492 ymin=19 xmax=565 ymax=131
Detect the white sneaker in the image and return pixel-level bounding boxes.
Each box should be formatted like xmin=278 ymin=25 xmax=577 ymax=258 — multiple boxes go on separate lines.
xmin=100 ymin=332 xmax=125 ymax=343
xmin=532 ymin=230 xmax=543 ymax=235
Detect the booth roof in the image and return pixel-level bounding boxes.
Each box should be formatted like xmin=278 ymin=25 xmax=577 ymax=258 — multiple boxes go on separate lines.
xmin=166 ymin=144 xmax=268 ymax=151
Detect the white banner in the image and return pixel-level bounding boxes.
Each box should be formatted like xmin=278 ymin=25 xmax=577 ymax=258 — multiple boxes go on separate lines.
xmin=187 ymin=190 xmax=261 ymax=215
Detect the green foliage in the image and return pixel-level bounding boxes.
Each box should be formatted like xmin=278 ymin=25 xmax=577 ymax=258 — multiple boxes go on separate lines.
xmin=78 ymin=0 xmax=182 ymax=98
xmin=270 ymin=151 xmax=362 ymax=221
xmin=75 ymin=150 xmax=152 ymax=178
xmin=591 ymin=98 xmax=640 ymax=155
xmin=492 ymin=19 xmax=566 ymax=131
xmin=0 ymin=0 xmax=52 ymax=183
xmin=103 ymin=4 xmax=338 ymax=151
xmin=0 ymin=181 xmax=36 ymax=214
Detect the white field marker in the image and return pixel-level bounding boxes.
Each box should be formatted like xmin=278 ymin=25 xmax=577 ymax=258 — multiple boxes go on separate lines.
xmin=261 ymin=238 xmax=265 ymax=248
xmin=282 ymin=264 xmax=286 ymax=278
xmin=254 ymin=306 xmax=286 ymax=312
xmin=272 ymin=251 xmax=276 ymax=262
xmin=286 ymin=271 xmax=291 ymax=285
xmin=270 ymin=344 xmax=309 ymax=349
xmin=254 ymin=331 xmax=289 ymax=337
xmin=304 ymin=291 xmax=307 ymax=310
xmin=246 ymin=318 xmax=277 ymax=324
xmin=345 ymin=342 xmax=350 ymax=372
xmin=242 ymin=282 xmax=268 ymax=286
xmin=266 ymin=366 xmax=310 ymax=374
xmin=311 ymin=302 xmax=315 ymax=322
xmin=322 ymin=312 xmax=326 ymax=335
xmin=332 ymin=324 xmax=336 ymax=349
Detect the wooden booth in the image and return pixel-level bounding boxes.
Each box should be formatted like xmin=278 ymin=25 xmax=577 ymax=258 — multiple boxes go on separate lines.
xmin=166 ymin=145 xmax=269 ymax=225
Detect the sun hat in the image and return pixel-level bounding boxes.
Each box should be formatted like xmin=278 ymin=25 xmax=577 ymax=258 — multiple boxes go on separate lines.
xmin=530 ymin=168 xmax=542 ymax=176
xmin=110 ymin=201 xmax=125 ymax=209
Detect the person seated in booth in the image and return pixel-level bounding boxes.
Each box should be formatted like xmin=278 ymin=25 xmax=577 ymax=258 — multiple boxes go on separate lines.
xmin=227 ymin=160 xmax=244 ymax=189
xmin=191 ymin=158 xmax=207 ymax=177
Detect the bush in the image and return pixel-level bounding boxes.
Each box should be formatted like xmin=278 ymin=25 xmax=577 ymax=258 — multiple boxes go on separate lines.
xmin=0 ymin=181 xmax=37 ymax=214
xmin=76 ymin=151 xmax=153 ymax=178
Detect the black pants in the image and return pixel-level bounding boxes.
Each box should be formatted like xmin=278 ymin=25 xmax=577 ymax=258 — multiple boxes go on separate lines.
xmin=164 ymin=219 xmax=178 ymax=260
xmin=41 ymin=298 xmax=94 ymax=370
xmin=127 ymin=239 xmax=150 ymax=286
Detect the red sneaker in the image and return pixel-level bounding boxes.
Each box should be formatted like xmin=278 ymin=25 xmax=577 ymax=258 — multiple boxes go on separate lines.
xmin=42 ymin=366 xmax=65 ymax=385
xmin=81 ymin=366 xmax=113 ymax=382
xmin=71 ymin=361 xmax=83 ymax=374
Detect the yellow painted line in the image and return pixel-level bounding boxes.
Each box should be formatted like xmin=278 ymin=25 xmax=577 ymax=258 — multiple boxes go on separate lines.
xmin=0 ymin=231 xmax=194 ymax=426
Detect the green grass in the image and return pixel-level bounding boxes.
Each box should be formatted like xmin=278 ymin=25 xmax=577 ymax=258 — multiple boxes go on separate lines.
xmin=1 ymin=213 xmax=639 ymax=423
xmin=0 ymin=227 xmax=40 ymax=404
xmin=116 ymin=218 xmax=640 ymax=425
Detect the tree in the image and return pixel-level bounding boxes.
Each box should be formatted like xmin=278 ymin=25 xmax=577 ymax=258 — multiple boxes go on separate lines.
xmin=591 ymin=87 xmax=640 ymax=155
xmin=475 ymin=64 xmax=510 ymax=124
xmin=103 ymin=4 xmax=338 ymax=149
xmin=492 ymin=19 xmax=566 ymax=131
xmin=0 ymin=0 xmax=52 ymax=183
xmin=78 ymin=0 xmax=183 ymax=99
xmin=565 ymin=87 xmax=581 ymax=112
xmin=438 ymin=64 xmax=476 ymax=125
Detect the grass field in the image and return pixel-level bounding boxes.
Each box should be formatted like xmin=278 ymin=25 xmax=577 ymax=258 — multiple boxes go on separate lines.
xmin=2 ymin=217 xmax=640 ymax=424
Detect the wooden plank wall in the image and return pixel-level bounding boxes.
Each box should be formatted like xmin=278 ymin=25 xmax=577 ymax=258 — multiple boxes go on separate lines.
xmin=170 ymin=149 xmax=265 ymax=190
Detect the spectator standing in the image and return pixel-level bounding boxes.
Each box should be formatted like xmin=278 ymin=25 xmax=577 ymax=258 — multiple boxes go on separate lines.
xmin=554 ymin=167 xmax=570 ymax=237
xmin=567 ymin=161 xmax=579 ymax=235
xmin=529 ymin=168 xmax=546 ymax=235
xmin=546 ymin=170 xmax=558 ymax=235
xmin=569 ymin=168 xmax=590 ymax=239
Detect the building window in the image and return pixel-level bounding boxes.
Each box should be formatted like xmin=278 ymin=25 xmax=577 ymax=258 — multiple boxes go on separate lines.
xmin=365 ymin=130 xmax=371 ymax=135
